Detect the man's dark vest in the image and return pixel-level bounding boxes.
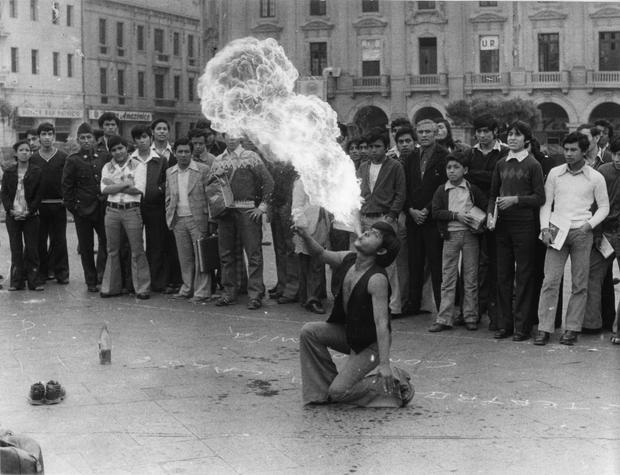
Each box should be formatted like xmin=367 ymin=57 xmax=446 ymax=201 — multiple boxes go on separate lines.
xmin=327 ymin=253 xmax=390 ymax=353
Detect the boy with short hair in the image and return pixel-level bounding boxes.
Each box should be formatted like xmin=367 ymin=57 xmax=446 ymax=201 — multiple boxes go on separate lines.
xmin=429 ymin=153 xmax=488 ymax=332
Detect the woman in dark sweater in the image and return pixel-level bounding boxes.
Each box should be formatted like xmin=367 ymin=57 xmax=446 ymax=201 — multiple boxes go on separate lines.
xmin=1 ymin=140 xmax=43 ymax=290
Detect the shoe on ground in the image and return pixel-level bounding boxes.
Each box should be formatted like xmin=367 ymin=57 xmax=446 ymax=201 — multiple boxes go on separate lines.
xmin=453 ymin=315 xmax=465 ymax=326
xmin=277 ymin=295 xmax=297 ymax=304
xmin=494 ymin=329 xmax=513 ymax=339
xmin=611 ymin=334 xmax=620 ymax=345
xmin=136 ymin=293 xmax=150 ymax=300
xmin=28 ymin=382 xmax=46 ymax=405
xmin=247 ymin=298 xmax=262 ymax=310
xmin=465 ymin=322 xmax=478 ymax=331
xmin=44 ymin=380 xmax=66 ymax=404
xmin=534 ymin=331 xmax=550 ymax=346
xmin=559 ymin=330 xmax=578 ymax=346
xmin=100 ymin=292 xmax=121 ymax=298
xmin=169 ymin=292 xmax=190 ymax=300
xmin=512 ymin=331 xmax=530 ymax=342
xmin=30 ymin=286 xmax=45 ymax=291
xmin=270 ymin=291 xmax=283 ymax=300
xmin=163 ymin=286 xmax=178 ymax=295
xmin=488 ymin=322 xmax=498 ymax=331
xmin=87 ymin=285 xmax=99 ymax=293
xmin=307 ymin=301 xmax=326 ymax=315
xmin=190 ymin=296 xmax=211 ymax=304
xmin=429 ymin=323 xmax=452 ymax=332
xmin=57 ymin=278 xmax=69 ymax=285
xmin=9 ymin=286 xmax=25 ymax=291
xmin=215 ymin=296 xmax=235 ymax=307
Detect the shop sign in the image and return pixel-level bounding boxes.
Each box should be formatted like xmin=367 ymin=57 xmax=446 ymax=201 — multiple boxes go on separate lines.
xmin=17 ymin=107 xmax=83 ymax=119
xmin=88 ymin=109 xmax=153 ymax=122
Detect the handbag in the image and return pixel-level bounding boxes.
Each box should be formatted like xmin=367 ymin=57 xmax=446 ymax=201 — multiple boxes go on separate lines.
xmin=205 ymin=169 xmax=236 ymax=218
xmin=196 ymin=234 xmax=220 ymax=273
xmin=0 ymin=431 xmax=44 ymax=474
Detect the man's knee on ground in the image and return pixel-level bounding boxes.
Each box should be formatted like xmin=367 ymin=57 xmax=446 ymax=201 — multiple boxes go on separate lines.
xmin=327 ymin=380 xmax=350 ymax=402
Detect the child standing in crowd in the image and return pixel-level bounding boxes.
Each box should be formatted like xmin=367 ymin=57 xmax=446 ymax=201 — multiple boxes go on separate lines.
xmin=429 ymin=153 xmax=487 ymax=332
xmin=487 ymin=121 xmax=545 ymax=341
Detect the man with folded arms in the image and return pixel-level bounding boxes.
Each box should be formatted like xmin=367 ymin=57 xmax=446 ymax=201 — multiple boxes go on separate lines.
xmin=535 ymin=132 xmax=609 ymax=346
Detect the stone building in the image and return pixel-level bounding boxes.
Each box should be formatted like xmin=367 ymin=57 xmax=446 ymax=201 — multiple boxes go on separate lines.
xmin=215 ymin=0 xmax=620 ymax=145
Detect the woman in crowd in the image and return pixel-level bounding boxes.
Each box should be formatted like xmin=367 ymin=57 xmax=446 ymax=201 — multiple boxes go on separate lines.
xmin=436 ymin=119 xmax=469 ymax=154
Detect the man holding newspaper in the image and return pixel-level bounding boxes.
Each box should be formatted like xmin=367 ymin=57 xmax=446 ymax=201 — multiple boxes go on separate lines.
xmin=535 ymin=132 xmax=610 ymax=346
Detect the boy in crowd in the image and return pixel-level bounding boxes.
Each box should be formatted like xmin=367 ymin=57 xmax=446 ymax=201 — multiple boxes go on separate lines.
xmin=487 ymin=121 xmax=545 ymax=341
xmin=429 ymin=153 xmax=487 ymax=332
xmin=535 ymin=132 xmax=609 ymax=346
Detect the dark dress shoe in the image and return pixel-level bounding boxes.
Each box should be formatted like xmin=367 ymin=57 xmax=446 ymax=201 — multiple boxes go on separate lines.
xmin=559 ymin=330 xmax=578 ymax=345
xmin=465 ymin=322 xmax=478 ymax=331
xmin=136 ymin=293 xmax=150 ymax=300
xmin=512 ymin=331 xmax=530 ymax=342
xmin=534 ymin=331 xmax=550 ymax=346
xmin=494 ymin=329 xmax=513 ymax=339
xmin=57 ymin=278 xmax=69 ymax=285
xmin=277 ymin=296 xmax=297 ymax=304
xmin=429 ymin=323 xmax=452 ymax=332
xmin=87 ymin=285 xmax=99 ymax=293
xmin=100 ymin=292 xmax=120 ymax=298
xmin=307 ymin=301 xmax=326 ymax=315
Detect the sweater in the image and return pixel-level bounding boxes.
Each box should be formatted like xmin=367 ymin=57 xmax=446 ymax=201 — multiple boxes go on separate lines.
xmin=488 ymin=153 xmax=545 ymax=222
xmin=357 ymin=157 xmax=406 ymax=220
xmin=465 ymin=142 xmax=508 ymax=196
xmin=30 ymin=150 xmax=67 ymax=201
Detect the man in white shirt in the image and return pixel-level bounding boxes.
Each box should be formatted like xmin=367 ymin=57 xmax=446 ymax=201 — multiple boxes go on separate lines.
xmin=535 ymin=132 xmax=609 ymax=346
xmin=100 ymin=135 xmax=151 ymax=299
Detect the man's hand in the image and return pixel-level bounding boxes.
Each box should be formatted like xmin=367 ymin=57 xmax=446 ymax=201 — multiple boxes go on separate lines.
xmin=579 ymin=222 xmax=593 ymax=234
xmin=541 ymin=228 xmax=554 ymax=247
xmin=497 ymin=196 xmax=518 ymax=210
xmin=246 ymin=207 xmax=264 ymax=223
xmin=375 ymin=363 xmax=395 ymax=394
xmin=409 ymin=208 xmax=427 ymax=225
xmin=487 ymin=212 xmax=496 ymax=231
xmin=383 ymin=215 xmax=395 ymax=225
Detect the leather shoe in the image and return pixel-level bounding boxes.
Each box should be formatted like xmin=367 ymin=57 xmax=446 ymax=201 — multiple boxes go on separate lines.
xmin=494 ymin=329 xmax=513 ymax=339
xmin=247 ymin=298 xmax=262 ymax=310
xmin=512 ymin=331 xmax=530 ymax=342
xmin=136 ymin=293 xmax=150 ymax=300
xmin=277 ymin=295 xmax=297 ymax=304
xmin=307 ymin=301 xmax=326 ymax=315
xmin=465 ymin=322 xmax=478 ymax=331
xmin=56 ymin=278 xmax=69 ymax=285
xmin=87 ymin=285 xmax=99 ymax=293
xmin=429 ymin=323 xmax=452 ymax=332
xmin=559 ymin=330 xmax=578 ymax=346
xmin=533 ymin=331 xmax=549 ymax=346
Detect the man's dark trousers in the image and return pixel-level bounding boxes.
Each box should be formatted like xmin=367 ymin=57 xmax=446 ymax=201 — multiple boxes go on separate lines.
xmin=73 ymin=206 xmax=107 ymax=287
xmin=37 ymin=203 xmax=69 ymax=281
xmin=407 ymin=218 xmax=443 ymax=312
xmin=141 ymin=204 xmax=170 ymax=291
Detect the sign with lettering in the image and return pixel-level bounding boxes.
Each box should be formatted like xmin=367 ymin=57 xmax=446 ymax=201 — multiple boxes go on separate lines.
xmin=17 ymin=107 xmax=83 ymax=118
xmin=88 ymin=110 xmax=153 ymax=122
xmin=480 ymin=35 xmax=499 ymax=51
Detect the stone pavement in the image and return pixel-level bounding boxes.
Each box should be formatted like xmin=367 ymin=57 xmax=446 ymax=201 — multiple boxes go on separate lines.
xmin=0 ymin=226 xmax=618 ymax=475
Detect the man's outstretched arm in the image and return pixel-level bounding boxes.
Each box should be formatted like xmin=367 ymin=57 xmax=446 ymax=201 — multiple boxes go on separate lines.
xmin=369 ymin=273 xmax=395 ymax=393
xmin=294 ymin=225 xmax=348 ymax=268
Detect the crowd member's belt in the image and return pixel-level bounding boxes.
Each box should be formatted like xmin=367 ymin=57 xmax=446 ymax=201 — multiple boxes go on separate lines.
xmin=107 ymin=201 xmax=140 ymax=210
xmin=361 ymin=212 xmax=385 ymax=218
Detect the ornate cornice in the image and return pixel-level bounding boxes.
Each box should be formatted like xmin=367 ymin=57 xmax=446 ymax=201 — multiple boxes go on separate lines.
xmin=528 ymin=9 xmax=568 ymax=21
xmin=300 ymin=19 xmax=335 ymax=31
xmin=250 ymin=22 xmax=284 ymax=35
xmin=352 ymin=17 xmax=388 ymax=29
xmin=469 ymin=13 xmax=508 ymax=23
xmin=590 ymin=7 xmax=620 ymax=19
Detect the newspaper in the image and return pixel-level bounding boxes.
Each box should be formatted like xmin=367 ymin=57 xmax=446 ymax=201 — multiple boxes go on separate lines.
xmin=540 ymin=213 xmax=570 ymax=250
xmin=598 ymin=234 xmax=615 ymax=259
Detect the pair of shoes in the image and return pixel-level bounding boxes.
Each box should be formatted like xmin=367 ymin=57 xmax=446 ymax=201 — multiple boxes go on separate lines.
xmin=87 ymin=285 xmax=99 ymax=293
xmin=100 ymin=292 xmax=120 ymax=298
xmin=28 ymin=380 xmax=66 ymax=405
xmin=215 ymin=296 xmax=235 ymax=307
xmin=169 ymin=292 xmax=190 ymax=300
xmin=429 ymin=323 xmax=452 ymax=332
xmin=8 ymin=286 xmax=25 ymax=291
xmin=57 ymin=278 xmax=69 ymax=285
xmin=534 ymin=331 xmax=550 ymax=346
xmin=190 ymin=296 xmax=211 ymax=304
xmin=163 ymin=286 xmax=177 ymax=295
xmin=453 ymin=315 xmax=465 ymax=326
xmin=494 ymin=329 xmax=513 ymax=339
xmin=513 ymin=331 xmax=530 ymax=342
xmin=465 ymin=322 xmax=478 ymax=331
xmin=277 ymin=296 xmax=297 ymax=304
xmin=247 ymin=298 xmax=262 ymax=310
xmin=611 ymin=334 xmax=620 ymax=345
xmin=136 ymin=293 xmax=150 ymax=300
xmin=307 ymin=301 xmax=326 ymax=315
xmin=559 ymin=330 xmax=578 ymax=346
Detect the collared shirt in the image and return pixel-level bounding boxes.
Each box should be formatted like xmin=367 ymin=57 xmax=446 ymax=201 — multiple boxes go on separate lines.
xmin=101 ymin=157 xmax=146 ymax=203
xmin=369 ymin=162 xmax=382 ymax=192
xmin=176 ymin=163 xmax=195 ymax=217
xmin=151 ymin=142 xmax=173 ymax=161
xmin=506 ymin=149 xmax=529 ymax=162
xmin=131 ymin=149 xmax=160 ymax=164
xmin=539 ymin=163 xmax=609 ymax=230
xmin=445 ymin=180 xmax=473 ymax=231
xmin=473 ymin=140 xmax=502 ymax=154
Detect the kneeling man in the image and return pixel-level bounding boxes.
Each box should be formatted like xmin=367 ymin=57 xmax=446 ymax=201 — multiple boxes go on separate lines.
xmin=298 ymin=221 xmax=413 ymax=407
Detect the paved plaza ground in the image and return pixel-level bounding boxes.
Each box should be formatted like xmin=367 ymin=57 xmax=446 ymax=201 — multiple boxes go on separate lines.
xmin=0 ymin=225 xmax=618 ymax=474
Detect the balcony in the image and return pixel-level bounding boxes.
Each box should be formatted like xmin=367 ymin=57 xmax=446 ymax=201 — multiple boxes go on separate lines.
xmin=464 ymin=72 xmax=510 ymax=94
xmin=406 ymin=74 xmax=448 ymax=96
xmin=154 ymin=99 xmax=176 ymax=108
xmin=351 ymin=74 xmax=390 ymax=97
xmin=153 ymin=53 xmax=170 ymax=67
xmin=586 ymin=70 xmax=620 ymax=91
xmin=525 ymin=71 xmax=569 ymax=94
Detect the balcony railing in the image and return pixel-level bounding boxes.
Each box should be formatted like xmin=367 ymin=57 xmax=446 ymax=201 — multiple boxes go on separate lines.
xmin=407 ymin=73 xmax=448 ymax=95
xmin=587 ymin=70 xmax=620 ymax=88
xmin=351 ymin=74 xmax=390 ymax=97
xmin=465 ymin=72 xmax=510 ymax=94
xmin=531 ymin=71 xmax=561 ymax=83
xmin=525 ymin=70 xmax=569 ymax=93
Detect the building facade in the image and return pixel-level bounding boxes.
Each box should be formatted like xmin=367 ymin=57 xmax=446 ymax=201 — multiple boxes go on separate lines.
xmin=215 ymin=0 xmax=620 ymax=145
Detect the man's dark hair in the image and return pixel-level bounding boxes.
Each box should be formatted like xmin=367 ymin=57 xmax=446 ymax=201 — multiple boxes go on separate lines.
xmin=563 ymin=132 xmax=590 ymax=153
xmin=98 ymin=112 xmax=120 ymax=128
xmin=195 ymin=119 xmax=211 ymax=130
xmin=394 ymin=127 xmax=415 ymax=143
xmin=371 ymin=221 xmax=400 ymax=268
xmin=390 ymin=117 xmax=412 ymax=132
xmin=473 ymin=114 xmax=498 ymax=133
xmin=187 ymin=128 xmax=208 ymax=140
xmin=108 ymin=135 xmax=128 ymax=150
xmin=507 ymin=120 xmax=533 ymax=146
xmin=25 ymin=128 xmax=38 ymax=137
xmin=346 ymin=136 xmax=361 ymax=153
xmin=609 ymin=137 xmax=620 ymax=154
xmin=173 ymin=137 xmax=194 ymax=152
xmin=13 ymin=139 xmax=30 ymax=152
xmin=151 ymin=118 xmax=170 ymax=131
xmin=594 ymin=119 xmax=614 ymax=139
xmin=365 ymin=127 xmax=389 ymax=149
xmin=131 ymin=124 xmax=152 ymax=141
xmin=446 ymin=151 xmax=469 ymax=168
xmin=577 ymin=123 xmax=601 ymax=138
xmin=37 ymin=122 xmax=55 ymax=135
